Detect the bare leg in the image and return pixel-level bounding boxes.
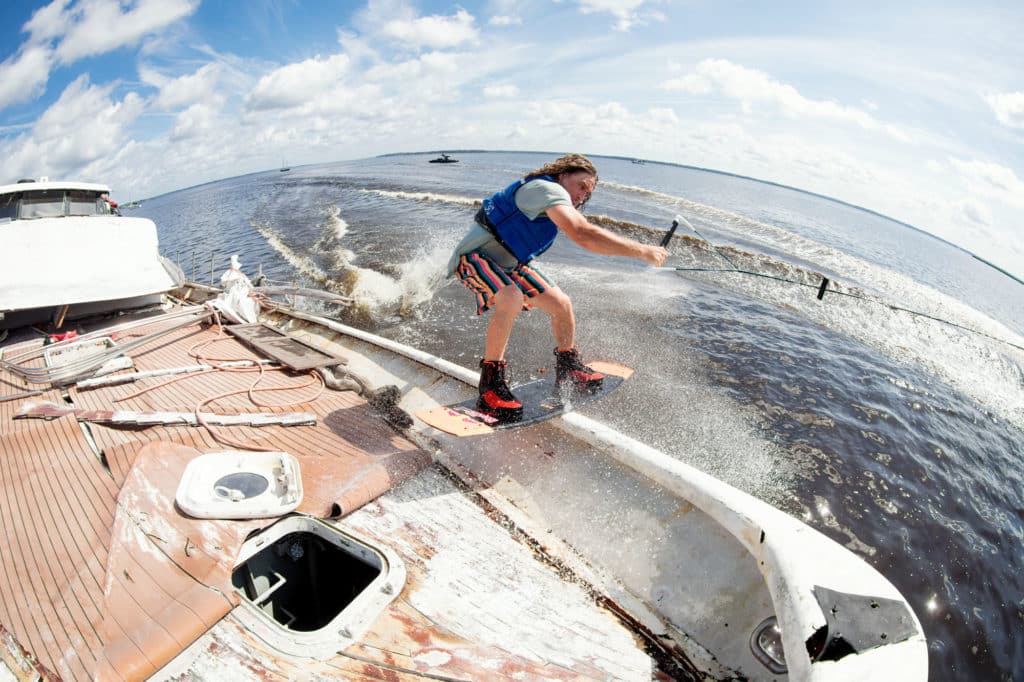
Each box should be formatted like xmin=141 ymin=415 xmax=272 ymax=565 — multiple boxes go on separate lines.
xmin=527 ymin=286 xmax=575 ymax=351
xmin=484 ymin=284 xmax=524 ymax=360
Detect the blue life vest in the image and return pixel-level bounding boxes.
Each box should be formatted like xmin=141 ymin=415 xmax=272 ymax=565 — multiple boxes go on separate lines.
xmin=479 ymin=175 xmax=559 ymax=264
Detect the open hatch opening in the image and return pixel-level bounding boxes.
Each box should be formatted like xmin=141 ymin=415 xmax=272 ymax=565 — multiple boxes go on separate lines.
xmin=232 ymin=529 xmax=380 ymax=631
xmin=229 ymin=515 xmax=405 ymax=657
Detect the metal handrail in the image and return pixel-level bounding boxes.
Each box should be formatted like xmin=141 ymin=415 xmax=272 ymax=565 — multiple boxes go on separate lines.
xmin=0 ymin=306 xmax=213 ymax=385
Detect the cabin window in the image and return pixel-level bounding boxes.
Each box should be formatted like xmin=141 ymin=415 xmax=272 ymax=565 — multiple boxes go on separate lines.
xmin=19 ymin=191 xmax=65 ymax=219
xmin=68 ymin=190 xmax=101 ymax=216
xmin=0 ymin=194 xmax=16 ymax=221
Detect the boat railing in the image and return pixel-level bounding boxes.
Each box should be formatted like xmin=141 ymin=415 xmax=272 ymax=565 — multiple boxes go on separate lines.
xmin=164 ymin=249 xmax=352 ymax=308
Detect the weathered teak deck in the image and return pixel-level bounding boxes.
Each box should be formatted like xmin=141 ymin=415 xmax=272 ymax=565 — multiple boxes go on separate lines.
xmin=0 ymin=310 xmax=658 ymax=681
xmin=0 ymin=314 xmax=430 ymax=679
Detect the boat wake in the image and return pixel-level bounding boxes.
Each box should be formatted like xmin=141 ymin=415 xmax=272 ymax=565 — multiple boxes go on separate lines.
xmin=339 ymin=247 xmax=451 ymax=321
xmin=312 ymin=204 xmax=356 ymax=269
xmin=255 ymin=204 xmax=451 ymax=322
xmin=357 ymin=188 xmax=480 ymax=208
xmin=252 ymin=222 xmax=337 ymax=290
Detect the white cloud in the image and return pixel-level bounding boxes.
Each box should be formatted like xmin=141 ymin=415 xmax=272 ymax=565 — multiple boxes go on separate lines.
xmin=959 ymin=198 xmax=993 ymax=226
xmin=23 ymin=0 xmax=73 ymax=43
xmin=661 ymin=58 xmax=912 ymax=142
xmin=489 ymin=15 xmax=521 ymax=26
xmin=0 ymin=45 xmax=54 ymax=110
xmin=247 ymin=54 xmax=351 ymax=111
xmin=50 ymin=0 xmax=200 ymax=64
xmin=575 ymin=0 xmax=661 ymax=31
xmin=984 ymin=91 xmax=1024 ymax=129
xmin=379 ymin=8 xmax=479 ymax=49
xmin=1 ymin=0 xmax=198 ymax=112
xmin=949 ymin=158 xmax=1024 ymax=209
xmin=170 ymin=101 xmax=222 ymax=141
xmin=483 ymin=84 xmax=520 ymax=98
xmin=2 ymin=75 xmax=144 ymax=178
xmin=34 ymin=76 xmax=139 ymax=137
xmin=661 ymin=71 xmax=714 ymax=95
xmin=366 ymin=51 xmax=459 ymax=81
xmin=517 ymin=100 xmax=691 ymax=156
xmin=143 ymin=63 xmax=224 ymax=111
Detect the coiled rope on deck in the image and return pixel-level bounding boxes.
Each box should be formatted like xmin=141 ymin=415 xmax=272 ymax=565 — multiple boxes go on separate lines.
xmin=114 ymin=305 xmax=327 ymax=452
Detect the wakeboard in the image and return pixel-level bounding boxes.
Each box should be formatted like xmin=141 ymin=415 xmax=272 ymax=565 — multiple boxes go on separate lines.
xmin=415 ymin=361 xmax=633 ymax=437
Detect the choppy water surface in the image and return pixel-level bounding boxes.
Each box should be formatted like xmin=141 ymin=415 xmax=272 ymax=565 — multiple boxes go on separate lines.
xmin=141 ymin=151 xmax=1023 ymax=680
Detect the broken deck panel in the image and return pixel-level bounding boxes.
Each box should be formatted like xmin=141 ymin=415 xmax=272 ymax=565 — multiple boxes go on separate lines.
xmin=0 ymin=385 xmax=64 ymax=433
xmin=65 ymin=319 xmax=412 ymax=456
xmin=225 ymin=322 xmax=347 ymax=370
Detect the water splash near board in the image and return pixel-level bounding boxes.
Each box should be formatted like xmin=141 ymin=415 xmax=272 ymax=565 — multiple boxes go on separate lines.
xmin=416 ymin=361 xmax=633 ymax=437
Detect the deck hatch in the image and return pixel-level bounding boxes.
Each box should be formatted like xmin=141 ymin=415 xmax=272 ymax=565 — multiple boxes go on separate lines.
xmin=230 ymin=515 xmax=405 ymax=658
xmin=225 ymin=323 xmax=346 ymax=370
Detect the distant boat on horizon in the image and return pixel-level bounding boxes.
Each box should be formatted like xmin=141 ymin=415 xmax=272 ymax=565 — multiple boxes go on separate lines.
xmin=280 ymin=159 xmax=291 ymax=172
xmin=429 ymin=153 xmax=458 ymax=164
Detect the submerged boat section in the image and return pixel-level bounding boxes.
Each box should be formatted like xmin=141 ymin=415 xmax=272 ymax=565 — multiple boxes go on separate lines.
xmin=0 ymin=281 xmax=928 ymax=681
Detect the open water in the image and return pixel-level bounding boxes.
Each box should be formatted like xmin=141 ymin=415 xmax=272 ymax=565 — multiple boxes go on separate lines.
xmin=139 ymin=151 xmax=1023 ymax=681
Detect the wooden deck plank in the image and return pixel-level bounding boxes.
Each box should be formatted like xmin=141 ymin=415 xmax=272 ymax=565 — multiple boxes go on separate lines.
xmin=104 ymin=541 xmax=212 ymax=636
xmin=8 ymin=426 xmax=86 ymax=674
xmin=0 ymin=432 xmax=39 ymax=664
xmin=23 ymin=425 xmax=107 ymax=646
xmin=33 ymin=419 xmax=113 ymax=678
xmin=1 ymin=418 xmax=106 ymax=680
xmin=102 ymin=546 xmax=202 ymax=677
xmin=39 ymin=423 xmax=115 ymax=578
xmin=98 ymin=441 xmax=259 ymax=679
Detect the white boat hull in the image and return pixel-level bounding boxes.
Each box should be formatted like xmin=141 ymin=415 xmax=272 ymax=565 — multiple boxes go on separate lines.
xmin=0 ymin=215 xmax=178 ymax=313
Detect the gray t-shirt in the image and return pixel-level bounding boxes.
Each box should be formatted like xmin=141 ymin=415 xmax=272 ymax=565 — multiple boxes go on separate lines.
xmin=448 ymin=178 xmax=572 ymax=272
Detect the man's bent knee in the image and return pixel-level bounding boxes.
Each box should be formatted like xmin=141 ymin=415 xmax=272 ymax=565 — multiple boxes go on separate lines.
xmin=493 ymin=284 xmax=524 ymax=310
xmin=535 ymin=287 xmax=573 ymax=316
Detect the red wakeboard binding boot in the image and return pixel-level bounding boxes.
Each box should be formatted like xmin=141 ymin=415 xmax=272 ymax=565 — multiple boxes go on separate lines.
xmin=477 ymin=359 xmax=523 ymax=421
xmin=555 ymin=346 xmax=604 ymax=392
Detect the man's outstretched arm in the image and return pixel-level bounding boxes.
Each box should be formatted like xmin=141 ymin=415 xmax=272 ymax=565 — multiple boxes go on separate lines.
xmin=547 ymin=204 xmax=668 ymax=266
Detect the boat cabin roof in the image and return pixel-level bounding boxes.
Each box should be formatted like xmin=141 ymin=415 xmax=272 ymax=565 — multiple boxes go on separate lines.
xmin=0 ymin=180 xmax=118 ymax=221
xmin=0 ymin=180 xmax=111 ymax=196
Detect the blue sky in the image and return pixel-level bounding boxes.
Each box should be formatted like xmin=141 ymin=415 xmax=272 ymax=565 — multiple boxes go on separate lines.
xmin=1 ymin=0 xmax=1022 ymax=278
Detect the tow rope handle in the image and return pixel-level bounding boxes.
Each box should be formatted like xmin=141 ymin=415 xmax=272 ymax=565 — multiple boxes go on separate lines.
xmin=660 ymin=217 xmax=680 ymax=247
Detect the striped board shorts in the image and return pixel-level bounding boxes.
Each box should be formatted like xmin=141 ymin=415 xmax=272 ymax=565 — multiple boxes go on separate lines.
xmin=454 ymin=251 xmax=555 ymax=315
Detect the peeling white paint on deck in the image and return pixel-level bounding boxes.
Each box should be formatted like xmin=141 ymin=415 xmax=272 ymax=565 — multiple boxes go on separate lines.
xmin=343 ymin=467 xmax=654 ymax=679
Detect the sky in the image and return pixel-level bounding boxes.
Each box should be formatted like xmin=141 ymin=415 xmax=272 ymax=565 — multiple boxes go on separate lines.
xmin=1 ymin=0 xmax=1022 ymax=279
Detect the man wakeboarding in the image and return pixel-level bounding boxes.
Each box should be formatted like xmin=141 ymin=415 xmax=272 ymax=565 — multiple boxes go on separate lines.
xmin=448 ymin=153 xmax=668 ymax=421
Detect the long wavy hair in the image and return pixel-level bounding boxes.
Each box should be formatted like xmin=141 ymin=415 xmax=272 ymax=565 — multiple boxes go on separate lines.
xmin=524 ymin=153 xmax=599 ymax=209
